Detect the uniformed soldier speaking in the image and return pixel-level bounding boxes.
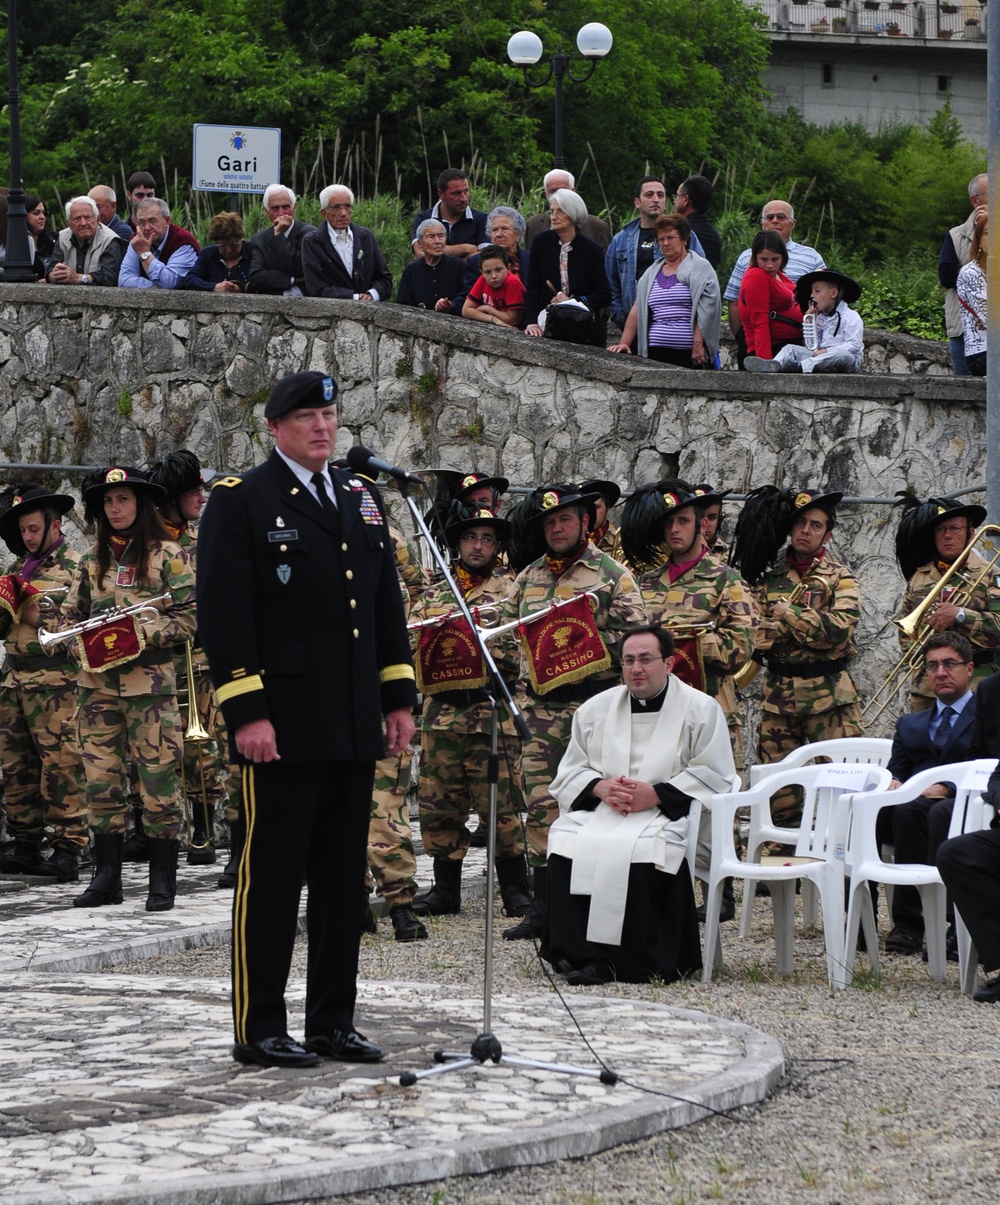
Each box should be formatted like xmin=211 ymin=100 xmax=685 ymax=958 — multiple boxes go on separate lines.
xmin=197 ymin=371 xmax=417 ymax=1071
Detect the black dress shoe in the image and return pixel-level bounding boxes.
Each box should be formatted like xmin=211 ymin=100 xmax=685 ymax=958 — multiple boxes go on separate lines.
xmin=923 ymin=925 xmax=959 ymax=964
xmin=304 ymin=1028 xmax=383 ymax=1063
xmin=233 ymin=1035 xmax=319 ymax=1068
xmin=390 ymin=903 xmax=428 ymax=942
xmin=565 ymin=961 xmax=613 ymax=986
xmin=696 ymin=896 xmax=736 ymax=924
xmin=973 ymin=975 xmax=1000 ymax=1004
xmin=884 ymin=923 xmax=923 ymax=955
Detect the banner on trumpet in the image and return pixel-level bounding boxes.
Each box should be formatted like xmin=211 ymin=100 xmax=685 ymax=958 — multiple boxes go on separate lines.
xmin=415 ymin=616 xmax=487 ymax=695
xmin=79 ymin=614 xmax=146 ymax=672
xmin=519 ymin=594 xmax=610 ymax=695
xmin=0 ymin=574 xmax=41 ymax=623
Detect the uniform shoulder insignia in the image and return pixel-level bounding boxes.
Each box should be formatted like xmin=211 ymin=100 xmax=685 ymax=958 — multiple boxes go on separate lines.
xmin=212 ymin=476 xmax=243 ymax=489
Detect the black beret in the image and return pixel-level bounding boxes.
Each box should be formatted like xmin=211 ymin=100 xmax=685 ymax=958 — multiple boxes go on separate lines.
xmin=264 ymin=372 xmax=338 ymax=419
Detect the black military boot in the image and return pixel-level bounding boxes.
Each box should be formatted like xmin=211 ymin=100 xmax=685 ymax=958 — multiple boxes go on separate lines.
xmin=496 ymin=855 xmax=532 ymax=918
xmin=146 ymin=838 xmax=180 ymax=911
xmin=186 ymin=799 xmax=217 ymax=866
xmin=390 ymin=903 xmax=429 ymax=942
xmin=73 ymin=832 xmax=124 ymax=907
xmin=122 ymin=807 xmax=150 ymax=862
xmin=35 ymin=845 xmax=80 ymax=883
xmin=217 ymin=819 xmax=244 ymax=889
xmin=413 ymin=858 xmax=462 ymax=915
xmin=503 ymin=865 xmax=546 ymax=940
xmin=0 ymin=839 xmax=48 ymax=875
xmin=696 ymin=877 xmax=737 ymax=924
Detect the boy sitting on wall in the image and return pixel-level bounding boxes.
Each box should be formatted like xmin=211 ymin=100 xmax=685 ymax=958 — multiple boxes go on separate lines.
xmin=746 ymin=269 xmax=863 ymax=374
xmin=461 ymin=245 xmax=525 ymax=329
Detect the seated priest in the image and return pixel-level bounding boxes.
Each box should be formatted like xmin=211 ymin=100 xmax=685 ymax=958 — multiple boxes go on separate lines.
xmin=541 ymin=625 xmax=736 ymax=985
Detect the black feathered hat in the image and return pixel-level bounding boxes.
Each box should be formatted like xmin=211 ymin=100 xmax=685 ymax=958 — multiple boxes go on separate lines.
xmin=0 ymin=484 xmax=75 ymax=557
xmin=578 ymin=478 xmax=622 ymax=508
xmin=620 ymin=481 xmax=701 ymax=572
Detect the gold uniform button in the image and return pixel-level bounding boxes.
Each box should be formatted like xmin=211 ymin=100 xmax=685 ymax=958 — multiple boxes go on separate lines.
xmin=346 ymin=570 xmax=354 ymax=580
xmin=350 ymin=599 xmax=357 ymax=609
xmin=342 ymin=542 xmax=348 ymax=552
xmin=353 ymin=628 xmax=359 ymax=638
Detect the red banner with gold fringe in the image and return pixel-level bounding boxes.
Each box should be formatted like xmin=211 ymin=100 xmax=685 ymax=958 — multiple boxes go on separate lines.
xmin=79 ymin=615 xmax=145 ymax=672
xmin=519 ymin=594 xmax=611 ymax=695
xmin=416 ymin=617 xmax=487 ymax=695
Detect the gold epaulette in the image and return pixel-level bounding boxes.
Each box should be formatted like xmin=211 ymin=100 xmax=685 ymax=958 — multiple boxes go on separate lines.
xmin=212 ymin=476 xmax=243 ymax=489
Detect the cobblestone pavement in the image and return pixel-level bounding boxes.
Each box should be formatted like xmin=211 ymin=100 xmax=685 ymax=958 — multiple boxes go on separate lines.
xmin=0 ymin=856 xmax=783 ymax=1205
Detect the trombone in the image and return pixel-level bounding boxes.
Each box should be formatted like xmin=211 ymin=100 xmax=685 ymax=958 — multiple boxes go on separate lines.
xmin=179 ymin=639 xmax=215 ymax=852
xmin=38 ymin=595 xmax=171 ymax=648
xmin=862 ymin=524 xmax=1000 ymax=725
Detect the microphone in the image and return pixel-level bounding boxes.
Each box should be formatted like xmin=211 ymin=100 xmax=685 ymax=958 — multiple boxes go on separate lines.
xmin=346 ymin=445 xmax=423 ymax=485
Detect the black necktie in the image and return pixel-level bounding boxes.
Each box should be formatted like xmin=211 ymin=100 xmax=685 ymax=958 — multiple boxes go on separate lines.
xmin=311 ymin=472 xmax=338 ymax=525
xmin=932 ymin=705 xmax=956 ymax=755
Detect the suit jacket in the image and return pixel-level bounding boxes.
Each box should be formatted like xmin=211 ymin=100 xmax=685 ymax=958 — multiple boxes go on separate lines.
xmin=888 ymin=694 xmax=978 ymax=783
xmin=301 ymin=223 xmax=392 ymax=301
xmin=969 ymin=671 xmax=1000 ymax=808
xmin=197 ymin=451 xmax=416 ymax=764
xmin=246 ymin=220 xmax=316 ymax=294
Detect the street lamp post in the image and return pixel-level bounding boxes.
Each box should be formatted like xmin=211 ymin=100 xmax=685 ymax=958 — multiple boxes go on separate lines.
xmin=506 ymin=24 xmax=613 ymax=169
xmin=4 ymin=0 xmax=37 ymax=282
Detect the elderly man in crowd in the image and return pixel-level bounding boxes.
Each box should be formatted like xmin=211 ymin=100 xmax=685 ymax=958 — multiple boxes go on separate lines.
xmin=410 ymin=169 xmax=488 ymax=260
xmin=723 ymin=200 xmax=825 ymax=366
xmin=118 ymin=198 xmax=200 ymax=289
xmin=397 ymin=219 xmax=464 ymax=310
xmin=302 ymin=185 xmax=392 ymax=302
xmin=524 ymin=169 xmax=612 ymax=250
xmin=47 ymin=197 xmax=126 ymax=287
xmin=247 ymin=184 xmax=316 ymax=297
xmin=87 ymin=186 xmax=134 ymax=240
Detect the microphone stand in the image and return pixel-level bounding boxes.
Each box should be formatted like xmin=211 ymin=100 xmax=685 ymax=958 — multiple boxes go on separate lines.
xmin=392 ymin=474 xmax=617 ymax=1088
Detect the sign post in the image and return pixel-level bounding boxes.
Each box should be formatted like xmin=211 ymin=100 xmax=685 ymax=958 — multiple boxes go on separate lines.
xmin=192 ymin=125 xmax=281 ymax=194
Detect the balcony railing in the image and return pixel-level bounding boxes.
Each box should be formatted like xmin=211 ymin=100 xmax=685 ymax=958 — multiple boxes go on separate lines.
xmin=754 ymin=0 xmax=987 ymax=39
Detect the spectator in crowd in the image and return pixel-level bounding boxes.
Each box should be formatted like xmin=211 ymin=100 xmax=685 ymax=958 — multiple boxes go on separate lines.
xmin=455 ymin=206 xmax=530 ymax=310
xmin=302 ymin=185 xmax=392 ymax=302
xmin=24 ymin=194 xmax=57 ymax=267
xmin=181 ymin=212 xmax=252 ymax=292
xmin=524 ymin=189 xmax=611 ymax=347
xmin=746 ymin=268 xmax=864 ymax=374
xmin=461 ymin=244 xmax=525 ymax=327
xmin=118 ymin=198 xmax=200 ymax=290
xmin=124 ymin=171 xmax=156 ymax=228
xmin=724 ymin=200 xmax=824 ymax=367
xmin=410 ymin=169 xmax=488 ymax=260
xmin=956 ymin=209 xmax=988 ymax=378
xmin=246 ymin=184 xmax=315 ymax=297
xmin=396 ymin=219 xmax=464 ymax=311
xmin=47 ymin=196 xmax=127 ymax=287
xmin=524 ymin=169 xmax=612 ymax=251
xmin=736 ymin=231 xmax=803 ymax=365
xmin=672 ymin=175 xmax=722 ymax=269
xmin=608 ymin=214 xmax=720 ymax=367
xmin=0 ymin=195 xmax=47 ymax=279
xmin=87 ymin=186 xmax=134 ymax=240
xmin=938 ymin=172 xmax=988 ymax=376
xmin=606 ymin=177 xmax=668 ymax=336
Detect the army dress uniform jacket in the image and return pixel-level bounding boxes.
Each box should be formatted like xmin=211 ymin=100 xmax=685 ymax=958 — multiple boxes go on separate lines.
xmin=640 ymin=552 xmax=758 ymax=728
xmin=411 ymin=567 xmax=517 ymax=737
xmin=507 ymin=542 xmax=647 ymax=706
xmin=64 ymin=540 xmax=197 ymax=697
xmin=902 ymin=554 xmax=1000 ymax=700
xmin=755 ymin=550 xmax=860 ymax=716
xmin=2 ymin=540 xmax=82 ymax=691
xmin=196 ymin=452 xmax=416 ymax=763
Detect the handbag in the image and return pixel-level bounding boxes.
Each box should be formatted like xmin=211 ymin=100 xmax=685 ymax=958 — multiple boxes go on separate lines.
xmin=543 ymin=299 xmax=594 ymax=344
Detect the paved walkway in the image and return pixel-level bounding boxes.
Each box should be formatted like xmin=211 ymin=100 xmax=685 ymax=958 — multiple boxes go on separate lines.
xmin=0 ymin=859 xmax=784 ymax=1205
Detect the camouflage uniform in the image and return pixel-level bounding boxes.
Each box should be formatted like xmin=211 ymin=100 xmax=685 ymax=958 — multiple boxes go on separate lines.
xmin=640 ymin=551 xmax=758 ymax=769
xmin=506 ymin=543 xmax=647 ymax=866
xmin=0 ymin=541 xmax=88 ymax=853
xmin=901 ymin=554 xmax=1000 ymax=708
xmin=756 ymin=550 xmax=863 ymax=825
xmin=412 ymin=568 xmax=524 ymax=861
xmin=65 ymin=541 xmax=197 ymax=838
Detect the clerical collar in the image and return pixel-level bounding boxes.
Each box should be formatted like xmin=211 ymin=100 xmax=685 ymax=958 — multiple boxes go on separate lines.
xmin=630 ymin=680 xmax=669 ymax=712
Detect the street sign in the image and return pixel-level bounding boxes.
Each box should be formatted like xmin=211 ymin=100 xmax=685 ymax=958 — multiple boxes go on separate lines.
xmin=192 ymin=125 xmax=281 ymax=194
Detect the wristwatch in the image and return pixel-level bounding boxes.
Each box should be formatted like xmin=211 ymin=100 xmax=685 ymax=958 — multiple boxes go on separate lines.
xmin=955 ymin=607 xmax=967 ymax=625
xmin=140 ymin=251 xmax=153 ymax=262
xmin=81 ymin=274 xmax=90 ymax=284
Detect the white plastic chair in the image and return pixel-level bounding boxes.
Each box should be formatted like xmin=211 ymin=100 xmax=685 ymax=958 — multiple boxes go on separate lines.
xmin=951 ymin=789 xmax=996 ymax=996
xmin=842 ymin=759 xmax=998 ymax=991
xmin=742 ymin=737 xmax=894 ymax=935
xmin=702 ymin=763 xmax=892 ymax=987
xmin=686 ymin=774 xmax=741 ymax=977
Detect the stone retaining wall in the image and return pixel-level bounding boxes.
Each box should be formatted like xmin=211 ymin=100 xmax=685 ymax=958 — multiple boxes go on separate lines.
xmin=0 ymin=284 xmax=986 ymax=737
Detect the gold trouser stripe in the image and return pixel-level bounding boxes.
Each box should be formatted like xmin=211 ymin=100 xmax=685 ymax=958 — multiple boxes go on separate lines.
xmin=217 ymin=674 xmax=264 ymax=704
xmin=232 ymin=764 xmax=255 ymax=1044
xmin=379 ymin=663 xmax=415 ymax=683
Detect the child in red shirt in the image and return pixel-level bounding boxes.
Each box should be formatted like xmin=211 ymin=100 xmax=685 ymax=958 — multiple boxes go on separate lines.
xmin=462 ymin=245 xmax=526 ymax=328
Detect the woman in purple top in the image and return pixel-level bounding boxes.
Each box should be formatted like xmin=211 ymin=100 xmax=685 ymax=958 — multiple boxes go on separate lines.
xmin=608 ymin=214 xmax=720 ymax=367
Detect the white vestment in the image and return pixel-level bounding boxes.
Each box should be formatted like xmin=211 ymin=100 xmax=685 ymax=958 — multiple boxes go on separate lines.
xmin=547 ymin=677 xmax=736 ymax=946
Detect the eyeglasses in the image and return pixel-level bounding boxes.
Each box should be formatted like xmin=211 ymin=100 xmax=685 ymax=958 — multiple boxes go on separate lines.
xmin=925 ymin=659 xmax=969 ymax=672
xmin=622 ymin=654 xmax=665 ymax=668
xmin=763 ymin=213 xmax=792 ymax=222
xmin=936 ymin=524 xmax=968 ymax=536
xmin=325 ymin=203 xmax=352 ymax=211
xmin=459 ymin=533 xmax=497 ymax=546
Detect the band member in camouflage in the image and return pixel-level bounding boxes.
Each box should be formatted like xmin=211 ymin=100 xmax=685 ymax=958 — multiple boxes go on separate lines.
xmin=578 ymin=478 xmax=623 ymax=560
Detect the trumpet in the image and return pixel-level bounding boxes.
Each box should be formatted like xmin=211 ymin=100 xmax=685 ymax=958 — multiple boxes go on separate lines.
xmin=38 ymin=594 xmax=171 ymax=648
xmin=862 ymin=524 xmax=1000 ymax=725
xmin=37 ymin=587 xmax=69 ymax=610
xmin=407 ymin=604 xmax=500 ymax=632
xmin=733 ymin=578 xmax=809 ymax=690
xmin=479 ymin=592 xmax=601 ymax=642
xmin=660 ymin=619 xmax=716 ymax=639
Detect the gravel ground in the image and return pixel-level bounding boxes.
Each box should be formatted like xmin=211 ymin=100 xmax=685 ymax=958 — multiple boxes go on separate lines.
xmin=125 ymin=883 xmax=1000 ymax=1204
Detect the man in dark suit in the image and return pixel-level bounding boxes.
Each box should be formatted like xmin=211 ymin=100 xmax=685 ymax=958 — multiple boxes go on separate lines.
xmin=301 ymin=185 xmax=392 ymax=302
xmin=882 ymin=632 xmax=977 ymax=954
xmin=246 ymin=185 xmax=316 ymax=297
xmin=937 ymin=668 xmax=1000 ymax=1001
xmin=197 ymin=371 xmax=416 ymax=1068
